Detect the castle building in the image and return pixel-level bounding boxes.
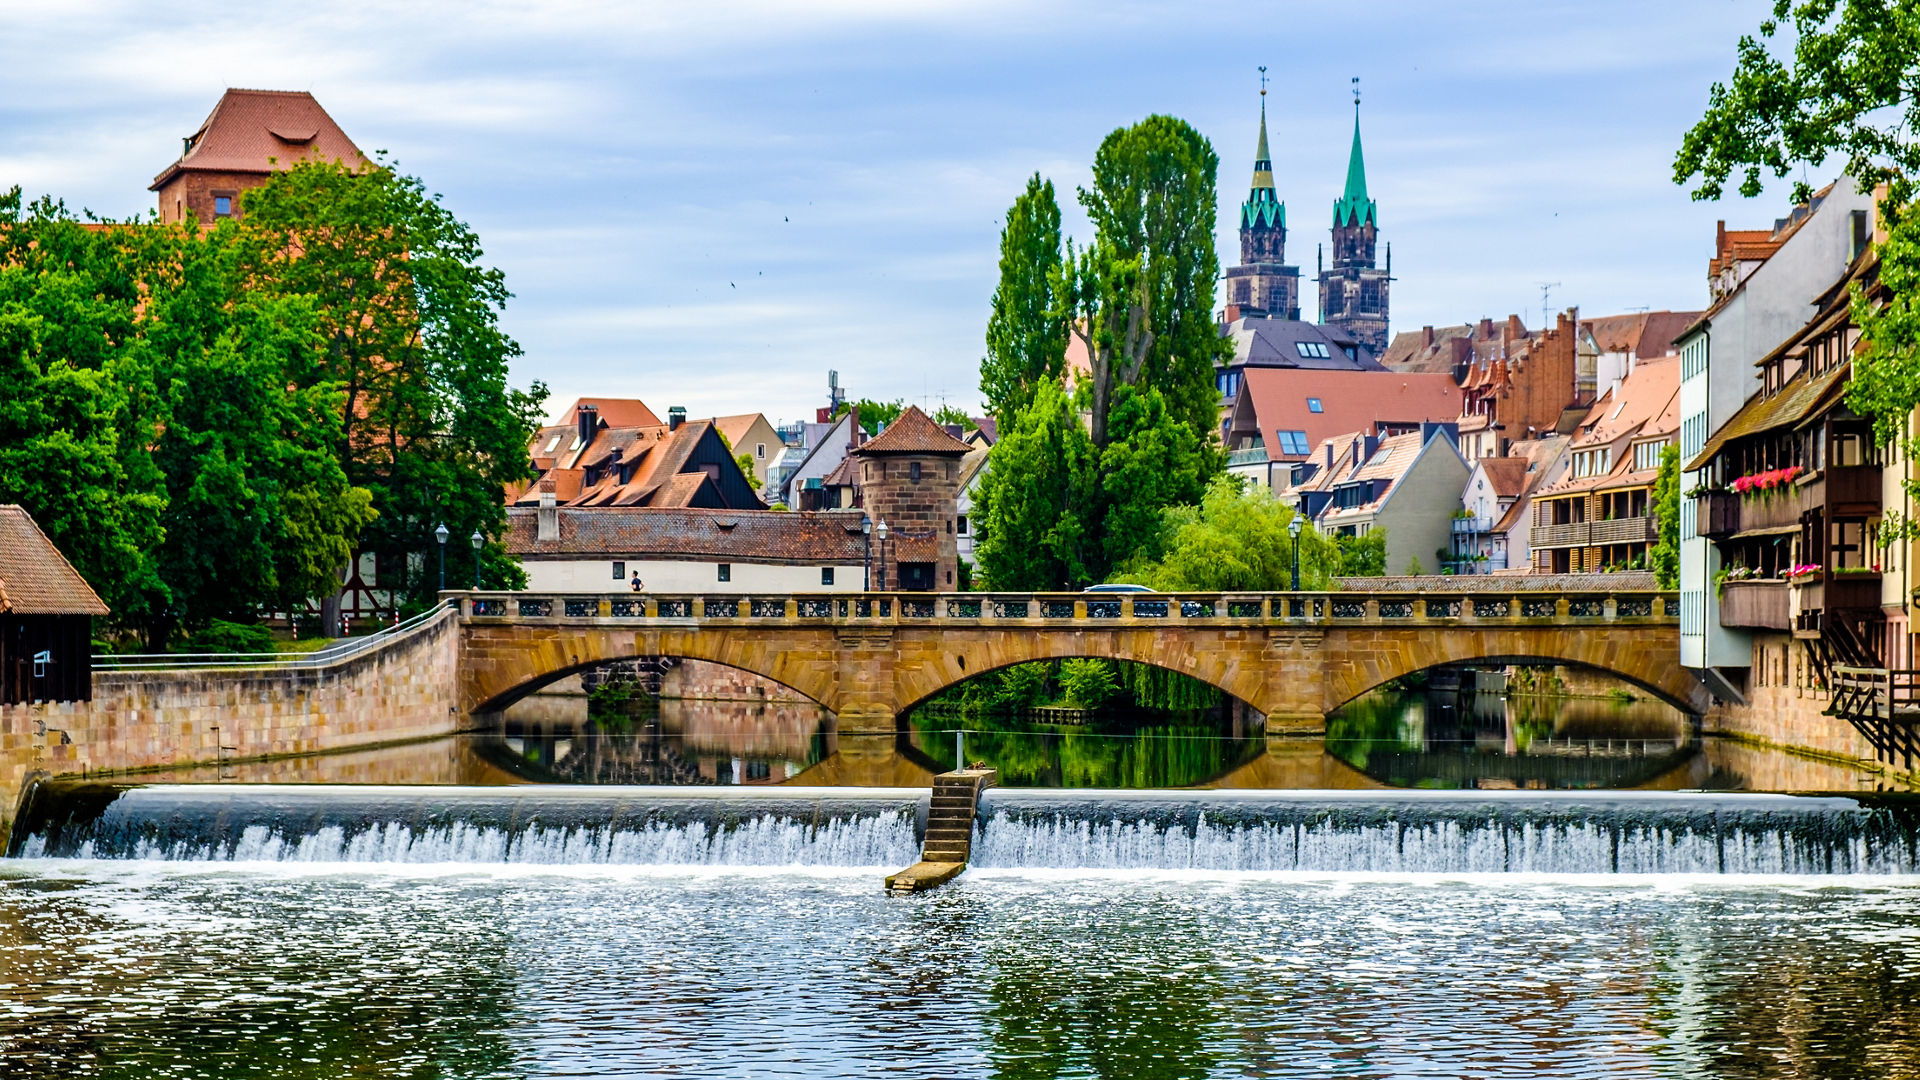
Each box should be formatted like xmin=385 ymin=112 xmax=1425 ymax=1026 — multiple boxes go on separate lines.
xmin=852 ymin=406 xmax=971 ymax=592
xmin=1317 ymin=100 xmax=1391 ymax=354
xmin=1222 ymin=97 xmax=1301 ymax=320
xmin=150 ymin=89 xmax=365 ymax=226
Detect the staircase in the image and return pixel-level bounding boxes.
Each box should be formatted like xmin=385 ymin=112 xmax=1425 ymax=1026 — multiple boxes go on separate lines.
xmin=885 ymin=769 xmax=994 ymax=895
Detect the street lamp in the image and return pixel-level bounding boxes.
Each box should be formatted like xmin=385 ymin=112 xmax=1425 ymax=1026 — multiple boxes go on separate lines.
xmin=470 ymin=529 xmax=484 ymax=590
xmin=1288 ymin=514 xmax=1303 ymax=593
xmin=434 ymin=522 xmax=449 ymax=592
xmin=862 ymin=517 xmax=873 ymax=591
xmin=876 ymin=519 xmax=889 ymax=592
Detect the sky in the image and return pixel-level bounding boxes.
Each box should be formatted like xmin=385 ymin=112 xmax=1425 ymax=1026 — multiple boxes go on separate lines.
xmin=0 ymin=0 xmax=1811 ymax=426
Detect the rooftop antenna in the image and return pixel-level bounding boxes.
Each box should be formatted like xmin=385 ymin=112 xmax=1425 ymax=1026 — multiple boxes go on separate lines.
xmin=1537 ymin=282 xmax=1562 ymax=328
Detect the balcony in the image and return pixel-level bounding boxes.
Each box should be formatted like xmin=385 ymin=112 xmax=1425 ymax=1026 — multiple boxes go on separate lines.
xmin=1589 ymin=516 xmax=1658 ymax=544
xmin=1792 ymin=572 xmax=1883 ymax=634
xmin=1531 ymin=516 xmax=1657 ymax=550
xmin=1530 ymin=521 xmax=1589 ymax=549
xmin=1828 ymin=464 xmax=1881 ymax=510
xmin=1719 ymin=579 xmax=1789 ymax=630
xmin=1695 ymin=490 xmax=1739 ymax=538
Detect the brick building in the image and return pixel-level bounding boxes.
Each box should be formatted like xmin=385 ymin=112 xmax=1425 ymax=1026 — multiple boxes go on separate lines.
xmin=851 ymin=406 xmax=970 ymax=591
xmin=151 ymin=89 xmax=366 ymax=226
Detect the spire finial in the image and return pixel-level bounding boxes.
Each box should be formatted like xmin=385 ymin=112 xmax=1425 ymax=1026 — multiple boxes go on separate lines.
xmin=1259 ymin=65 xmax=1268 ymax=97
xmin=1352 ymin=75 xmax=1361 ymax=109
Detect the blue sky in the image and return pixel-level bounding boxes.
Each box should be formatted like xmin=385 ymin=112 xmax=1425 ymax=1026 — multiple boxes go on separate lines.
xmin=1 ymin=0 xmax=1805 ymax=425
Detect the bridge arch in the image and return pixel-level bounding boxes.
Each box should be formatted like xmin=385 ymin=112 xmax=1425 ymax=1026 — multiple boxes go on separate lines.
xmin=462 ymin=625 xmax=836 ymax=715
xmin=1322 ymin=626 xmax=1707 ymax=716
xmin=890 ymin=631 xmax=1263 ymax=717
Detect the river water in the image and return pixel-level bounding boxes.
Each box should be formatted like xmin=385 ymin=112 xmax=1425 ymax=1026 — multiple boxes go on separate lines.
xmin=6 ymin=683 xmax=1920 ymax=1076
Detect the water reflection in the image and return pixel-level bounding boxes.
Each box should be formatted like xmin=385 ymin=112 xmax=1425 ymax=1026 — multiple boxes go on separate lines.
xmin=1327 ymin=683 xmax=1698 ymax=789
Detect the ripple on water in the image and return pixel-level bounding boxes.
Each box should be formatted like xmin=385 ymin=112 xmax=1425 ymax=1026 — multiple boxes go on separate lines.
xmin=4 ymin=866 xmax=1920 ymax=1077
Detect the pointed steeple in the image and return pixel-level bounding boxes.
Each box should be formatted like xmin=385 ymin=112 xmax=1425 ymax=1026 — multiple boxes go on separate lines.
xmin=1242 ymin=85 xmax=1283 ymax=230
xmin=1333 ymin=90 xmax=1377 ymax=229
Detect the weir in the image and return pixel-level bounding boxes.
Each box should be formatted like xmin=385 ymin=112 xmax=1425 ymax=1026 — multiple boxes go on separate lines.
xmin=9 ymin=780 xmax=1917 ymax=878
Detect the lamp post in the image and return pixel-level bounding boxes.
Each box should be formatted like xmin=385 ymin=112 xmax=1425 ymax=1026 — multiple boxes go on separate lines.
xmin=862 ymin=517 xmax=873 ymax=591
xmin=1288 ymin=515 xmax=1303 ymax=593
xmin=470 ymin=529 xmax=484 ymax=590
xmin=876 ymin=519 xmax=889 ymax=592
xmin=434 ymin=522 xmax=448 ymax=592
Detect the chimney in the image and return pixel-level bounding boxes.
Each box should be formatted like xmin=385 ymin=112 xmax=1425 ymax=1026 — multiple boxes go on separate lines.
xmin=667 ymin=406 xmax=686 ymax=431
xmin=1477 ymin=317 xmax=1494 ymax=339
xmin=1505 ymin=314 xmax=1524 ymax=343
xmin=576 ymin=403 xmax=598 ymax=447
xmin=537 ymin=478 xmax=558 ymax=542
xmin=1421 ymin=325 xmax=1434 ymax=349
xmin=1223 ymin=301 xmax=1242 ymax=323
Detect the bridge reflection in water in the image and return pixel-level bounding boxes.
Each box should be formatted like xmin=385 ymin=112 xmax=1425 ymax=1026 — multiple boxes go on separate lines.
xmin=130 ymin=676 xmax=1906 ymax=794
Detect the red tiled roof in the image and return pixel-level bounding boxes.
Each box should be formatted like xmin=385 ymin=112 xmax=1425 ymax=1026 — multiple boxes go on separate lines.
xmin=857 ymin=405 xmax=971 ymax=455
xmin=0 ymin=506 xmax=109 ymax=615
xmin=507 ymin=507 xmax=867 ymax=563
xmin=556 ymin=397 xmax=662 ymax=428
xmin=1238 ymin=368 xmax=1462 ymax=459
xmin=151 ymin=89 xmax=366 ymax=190
xmin=1478 ymin=457 xmax=1529 ymax=498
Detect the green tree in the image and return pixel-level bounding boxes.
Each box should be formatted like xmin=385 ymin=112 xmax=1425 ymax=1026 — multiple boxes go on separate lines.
xmin=1076 ymin=115 xmax=1233 ymax=443
xmin=237 ymin=159 xmax=546 ymax=603
xmin=1119 ymin=475 xmax=1337 ymax=591
xmin=1335 ymin=530 xmax=1388 ymax=577
xmin=833 ymin=397 xmax=904 ymax=433
xmin=932 ymin=403 xmax=975 ymax=428
xmin=1651 ymin=443 xmax=1681 ymax=589
xmin=982 ymin=174 xmax=1066 ymax=428
xmin=973 ymin=380 xmax=1098 ymax=589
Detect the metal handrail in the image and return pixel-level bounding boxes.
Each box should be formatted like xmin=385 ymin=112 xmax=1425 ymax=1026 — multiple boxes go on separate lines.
xmin=93 ymin=601 xmax=455 ymax=671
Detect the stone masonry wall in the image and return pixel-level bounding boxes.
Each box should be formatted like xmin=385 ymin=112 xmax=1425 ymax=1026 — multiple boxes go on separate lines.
xmin=659 ymin=658 xmax=811 ymax=703
xmin=0 ymin=610 xmax=462 ymax=848
xmin=858 ymin=453 xmax=961 ymax=590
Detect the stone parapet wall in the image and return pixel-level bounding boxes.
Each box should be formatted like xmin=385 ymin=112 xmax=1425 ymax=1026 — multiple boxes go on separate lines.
xmin=1 ymin=611 xmax=462 ymax=848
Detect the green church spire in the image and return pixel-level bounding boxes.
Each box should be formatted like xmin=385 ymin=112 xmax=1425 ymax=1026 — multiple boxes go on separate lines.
xmin=1242 ymin=83 xmax=1284 ymax=231
xmin=1332 ymin=84 xmax=1377 ymax=229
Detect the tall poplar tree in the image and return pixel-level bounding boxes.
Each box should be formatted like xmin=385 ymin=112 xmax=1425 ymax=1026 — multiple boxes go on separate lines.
xmin=980 ymin=174 xmax=1065 ymax=429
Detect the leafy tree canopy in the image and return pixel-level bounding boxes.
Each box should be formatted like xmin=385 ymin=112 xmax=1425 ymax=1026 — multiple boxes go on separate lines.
xmin=1651 ymin=444 xmax=1681 ymax=589
xmin=1117 ymin=475 xmax=1337 ymax=591
xmin=981 ymin=174 xmax=1066 ymax=429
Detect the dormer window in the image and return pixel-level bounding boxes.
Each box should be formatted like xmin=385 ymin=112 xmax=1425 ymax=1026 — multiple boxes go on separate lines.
xmin=1295 ymin=342 xmax=1331 ymax=359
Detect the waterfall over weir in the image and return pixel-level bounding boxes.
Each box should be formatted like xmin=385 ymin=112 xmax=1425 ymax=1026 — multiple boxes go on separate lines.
xmin=8 ymin=784 xmax=927 ymax=868
xmin=969 ymin=790 xmax=1920 ymax=875
xmin=9 ymin=783 xmax=1919 ymax=876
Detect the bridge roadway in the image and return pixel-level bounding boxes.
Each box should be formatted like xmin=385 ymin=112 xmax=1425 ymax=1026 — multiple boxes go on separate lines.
xmin=456 ymin=580 xmax=1703 ymax=735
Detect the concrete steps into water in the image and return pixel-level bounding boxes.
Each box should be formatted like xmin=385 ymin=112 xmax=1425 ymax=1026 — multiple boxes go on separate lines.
xmin=885 ymin=768 xmax=995 ymax=895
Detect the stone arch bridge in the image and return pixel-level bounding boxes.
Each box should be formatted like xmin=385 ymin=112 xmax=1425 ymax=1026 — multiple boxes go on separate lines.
xmin=457 ymin=582 xmax=1703 ymax=734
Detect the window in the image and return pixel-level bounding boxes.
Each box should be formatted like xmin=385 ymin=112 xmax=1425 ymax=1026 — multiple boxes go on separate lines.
xmin=1307 ymin=398 xmax=1324 ymax=413
xmin=910 ymin=461 xmax=922 ymax=482
xmin=612 ymin=561 xmax=625 ymax=579
xmin=717 ymin=563 xmax=731 ymax=582
xmin=1852 ymin=209 xmax=1871 ymax=260
xmin=1633 ymin=441 xmax=1664 ymax=472
xmin=212 ymin=194 xmax=233 ymax=217
xmin=543 ymin=435 xmax=561 ymax=453
xmin=756 ymin=442 xmax=766 ymax=458
xmin=1294 ymin=341 xmax=1331 ymax=359
xmin=1276 ymin=430 xmax=1310 ymax=455
xmin=821 ymin=567 xmax=835 ymax=586
xmin=1216 ymin=370 xmax=1243 ymax=398
xmin=957 ymin=515 xmax=969 ymax=535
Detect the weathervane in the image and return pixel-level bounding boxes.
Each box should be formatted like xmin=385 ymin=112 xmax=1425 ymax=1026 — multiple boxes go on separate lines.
xmin=1352 ymin=75 xmax=1361 ymax=109
xmin=1259 ymin=66 xmax=1268 ymax=97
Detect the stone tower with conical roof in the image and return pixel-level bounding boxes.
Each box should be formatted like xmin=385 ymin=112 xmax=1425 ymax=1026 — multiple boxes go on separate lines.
xmin=1223 ymin=90 xmax=1301 ymax=321
xmin=1317 ymin=87 xmax=1390 ymax=352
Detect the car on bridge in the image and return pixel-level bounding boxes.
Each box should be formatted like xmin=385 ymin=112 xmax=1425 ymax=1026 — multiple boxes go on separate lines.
xmin=1082 ymin=583 xmax=1157 ymax=594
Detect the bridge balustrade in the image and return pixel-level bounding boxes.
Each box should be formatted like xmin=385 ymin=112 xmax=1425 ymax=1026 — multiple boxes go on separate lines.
xmin=449 ymin=589 xmax=1679 ymax=628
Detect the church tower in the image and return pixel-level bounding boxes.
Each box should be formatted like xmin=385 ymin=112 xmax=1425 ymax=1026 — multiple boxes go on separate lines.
xmin=1223 ymin=74 xmax=1301 ymax=320
xmin=1318 ymin=81 xmax=1390 ymax=352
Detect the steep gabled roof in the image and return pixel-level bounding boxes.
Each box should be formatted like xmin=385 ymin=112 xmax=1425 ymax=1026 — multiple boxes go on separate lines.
xmin=507 ymin=507 xmax=867 ymax=563
xmin=857 ymin=405 xmax=971 ymax=455
xmin=151 ymin=89 xmax=366 ymax=190
xmin=555 ymin=397 xmax=662 ymax=428
xmin=1477 ymin=457 xmax=1529 ymax=499
xmin=0 ymin=506 xmax=109 ymax=615
xmin=1239 ymin=367 xmax=1462 ymax=458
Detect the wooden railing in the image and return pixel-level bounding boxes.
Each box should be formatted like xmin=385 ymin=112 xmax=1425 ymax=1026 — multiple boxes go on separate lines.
xmin=1590 ymin=516 xmax=1659 ymax=544
xmin=1718 ymin=579 xmax=1790 ymax=630
xmin=1828 ymin=665 xmax=1920 ymax=769
xmin=453 ymin=589 xmax=1680 ymax=628
xmin=1530 ymin=522 xmax=1589 ymax=548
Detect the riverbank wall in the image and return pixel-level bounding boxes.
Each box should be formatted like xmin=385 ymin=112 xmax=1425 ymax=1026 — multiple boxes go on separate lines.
xmin=0 ymin=608 xmax=463 ymax=849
